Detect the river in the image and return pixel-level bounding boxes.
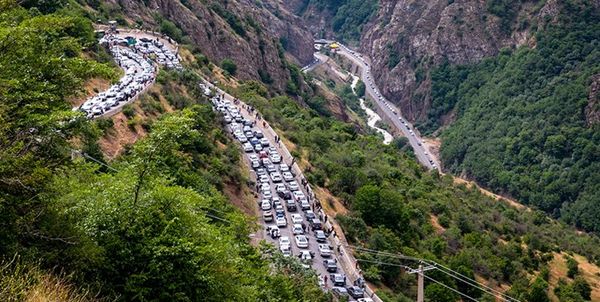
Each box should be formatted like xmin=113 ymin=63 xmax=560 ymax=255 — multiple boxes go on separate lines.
xmin=350 ymin=75 xmax=393 ymax=145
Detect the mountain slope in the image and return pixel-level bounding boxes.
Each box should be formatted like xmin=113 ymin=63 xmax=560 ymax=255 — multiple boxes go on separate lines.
xmin=433 ymin=1 xmax=600 ymax=234
xmin=96 ymin=0 xmax=314 ymax=93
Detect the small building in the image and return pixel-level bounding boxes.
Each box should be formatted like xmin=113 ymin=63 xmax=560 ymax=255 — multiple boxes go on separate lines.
xmin=108 ymin=20 xmax=117 ymax=33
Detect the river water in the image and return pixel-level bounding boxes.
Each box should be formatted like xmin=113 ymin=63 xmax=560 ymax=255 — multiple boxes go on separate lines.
xmin=350 ymin=75 xmax=393 ymax=145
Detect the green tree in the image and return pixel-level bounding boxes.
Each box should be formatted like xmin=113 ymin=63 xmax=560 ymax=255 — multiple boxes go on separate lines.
xmin=220 ymin=58 xmax=238 ymax=76
xmin=572 ymin=276 xmax=591 ymax=300
xmin=528 ymin=277 xmax=550 ymax=302
xmin=566 ymin=257 xmax=579 ymax=278
xmin=425 ymin=283 xmax=458 ymax=302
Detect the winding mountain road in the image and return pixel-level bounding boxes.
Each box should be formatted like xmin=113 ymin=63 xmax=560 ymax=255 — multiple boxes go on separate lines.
xmin=307 ymin=42 xmax=440 ymax=171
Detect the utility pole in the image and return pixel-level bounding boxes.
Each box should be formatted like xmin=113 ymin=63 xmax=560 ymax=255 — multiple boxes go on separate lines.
xmin=417 ymin=265 xmax=424 ymax=302
xmin=407 ymin=264 xmax=436 ymax=302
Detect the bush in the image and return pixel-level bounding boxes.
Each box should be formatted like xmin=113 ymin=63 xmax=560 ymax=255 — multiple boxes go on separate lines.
xmin=159 ymin=19 xmax=183 ymax=42
xmin=566 ymin=257 xmax=579 ymax=278
xmin=95 ymin=118 xmax=114 ymax=133
xmin=122 ymin=104 xmax=135 ymax=118
xmin=220 ymin=59 xmax=237 ymax=76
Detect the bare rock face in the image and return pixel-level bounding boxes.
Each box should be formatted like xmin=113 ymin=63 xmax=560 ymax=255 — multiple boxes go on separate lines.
xmin=585 ymin=74 xmax=600 ymax=126
xmin=361 ymin=0 xmax=542 ymax=121
xmin=109 ymin=0 xmax=314 ymax=92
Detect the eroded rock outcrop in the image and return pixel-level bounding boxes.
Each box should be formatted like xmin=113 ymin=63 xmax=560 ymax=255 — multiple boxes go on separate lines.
xmin=108 ymin=0 xmax=314 ymax=93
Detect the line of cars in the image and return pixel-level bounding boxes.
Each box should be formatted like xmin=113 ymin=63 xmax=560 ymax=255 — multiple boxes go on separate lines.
xmin=211 ymin=95 xmax=370 ymax=301
xmin=133 ymin=37 xmax=182 ymax=70
xmin=78 ymin=44 xmax=154 ymax=118
xmin=77 ymin=34 xmax=181 ymax=119
xmin=342 ymin=45 xmax=437 ymax=170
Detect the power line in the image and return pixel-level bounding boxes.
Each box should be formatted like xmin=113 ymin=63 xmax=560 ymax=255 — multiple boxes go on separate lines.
xmin=350 ymin=247 xmax=519 ymax=302
xmin=344 ymin=244 xmax=422 ymax=262
xmin=205 ymin=213 xmax=231 ymax=223
xmin=422 ymin=272 xmax=480 ymax=302
xmin=78 ymin=151 xmax=120 ymax=173
xmin=354 ymin=258 xmax=480 ymax=302
xmin=424 ymin=262 xmax=518 ymax=302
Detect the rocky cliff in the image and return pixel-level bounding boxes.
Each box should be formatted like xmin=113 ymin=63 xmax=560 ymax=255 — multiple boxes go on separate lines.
xmin=286 ymin=0 xmax=562 ymax=123
xmin=361 ymin=0 xmax=557 ymax=122
xmin=103 ymin=0 xmax=314 ymax=93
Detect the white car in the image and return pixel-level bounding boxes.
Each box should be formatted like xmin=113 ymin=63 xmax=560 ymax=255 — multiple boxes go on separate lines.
xmin=279 ymin=236 xmax=291 ymax=247
xmin=248 ymin=154 xmax=259 ymax=162
xmin=261 ymin=200 xmax=271 ymax=211
xmin=293 ymin=191 xmax=305 ymax=200
xmin=288 ymin=181 xmax=300 ymax=191
xmin=279 ymin=164 xmax=290 ymax=172
xmin=243 ymin=142 xmax=253 ymax=152
xmin=263 ymin=190 xmax=273 ymax=199
xmin=300 ymin=199 xmax=311 ymax=211
xmin=270 ymin=154 xmax=282 ymax=163
xmin=282 ymin=172 xmax=294 ymax=182
xmin=270 ymin=172 xmax=283 ymax=183
xmin=295 ymin=235 xmax=309 ymax=249
xmin=276 ymin=216 xmax=287 ymax=227
xmin=259 ymin=175 xmax=270 ymax=183
xmin=318 ymin=244 xmax=332 ymax=257
xmin=260 ymin=138 xmax=270 ymax=147
xmin=280 ymin=244 xmax=292 ymax=257
xmin=275 ymin=183 xmax=286 ymax=193
xmin=291 ymin=214 xmax=303 ymax=224
xmin=292 ymin=223 xmax=304 ymax=235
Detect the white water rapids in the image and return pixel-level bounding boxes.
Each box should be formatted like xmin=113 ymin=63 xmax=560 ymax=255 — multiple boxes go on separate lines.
xmin=350 ymin=75 xmax=393 ymax=145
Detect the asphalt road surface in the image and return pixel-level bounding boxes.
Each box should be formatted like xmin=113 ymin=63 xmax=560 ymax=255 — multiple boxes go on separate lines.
xmin=206 ymin=83 xmax=365 ymax=300
xmin=318 ymin=42 xmax=440 ymax=171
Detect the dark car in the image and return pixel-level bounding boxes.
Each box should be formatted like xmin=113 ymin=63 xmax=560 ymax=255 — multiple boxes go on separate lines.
xmin=286 ymin=199 xmax=297 ymax=212
xmin=314 ymin=230 xmax=327 ymax=243
xmin=332 ymin=287 xmax=349 ymax=298
xmin=347 ymin=286 xmax=365 ymax=298
xmin=324 ymin=259 xmax=337 ymax=273
xmin=310 ymin=218 xmax=322 ymax=230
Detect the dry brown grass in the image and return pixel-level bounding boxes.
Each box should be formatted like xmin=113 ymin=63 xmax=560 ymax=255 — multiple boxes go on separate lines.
xmin=452 ymin=177 xmax=527 ymax=210
xmin=68 ymin=77 xmax=113 ymax=107
xmin=547 ymin=252 xmax=600 ymax=301
xmin=429 ymin=214 xmax=445 ymax=234
xmin=1 ymin=258 xmax=98 ymax=302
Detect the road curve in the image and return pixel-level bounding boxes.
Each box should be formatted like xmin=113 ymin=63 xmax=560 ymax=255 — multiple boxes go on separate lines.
xmin=319 ymin=43 xmax=440 ymax=171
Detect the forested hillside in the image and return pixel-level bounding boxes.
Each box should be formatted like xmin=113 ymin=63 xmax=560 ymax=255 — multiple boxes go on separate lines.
xmin=422 ymin=0 xmax=600 ymax=234
xmin=288 ymin=0 xmax=378 ymax=43
xmin=231 ymin=79 xmax=600 ymax=302
xmin=0 ymin=1 xmax=327 ymax=300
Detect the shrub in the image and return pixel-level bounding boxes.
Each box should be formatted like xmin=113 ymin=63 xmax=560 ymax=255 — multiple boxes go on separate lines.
xmin=122 ymin=104 xmax=135 ymax=118
xmin=220 ymin=59 xmax=237 ymax=76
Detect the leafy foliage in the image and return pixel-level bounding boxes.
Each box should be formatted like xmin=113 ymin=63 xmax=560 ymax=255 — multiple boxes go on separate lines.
xmin=424 ymin=0 xmax=600 ymax=234
xmin=0 ymin=2 xmax=329 ymax=300
xmin=234 ymin=79 xmax=600 ymax=301
xmin=221 ymin=58 xmax=238 ymax=76
xmin=306 ymin=0 xmax=378 ymax=42
xmin=0 ymin=0 xmax=115 ymax=257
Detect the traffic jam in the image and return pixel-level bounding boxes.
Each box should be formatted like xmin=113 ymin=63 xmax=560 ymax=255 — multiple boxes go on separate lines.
xmin=208 ymin=86 xmax=370 ymax=301
xmin=340 ymin=44 xmax=437 ymax=170
xmin=76 ymin=34 xmax=181 ymax=119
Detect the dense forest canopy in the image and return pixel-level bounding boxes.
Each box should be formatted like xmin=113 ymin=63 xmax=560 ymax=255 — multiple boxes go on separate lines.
xmin=0 ymin=1 xmax=328 ymax=300
xmin=419 ymin=0 xmax=600 ymax=235
xmin=234 ymin=80 xmax=600 ymax=302
xmin=297 ymin=0 xmax=378 ymax=42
